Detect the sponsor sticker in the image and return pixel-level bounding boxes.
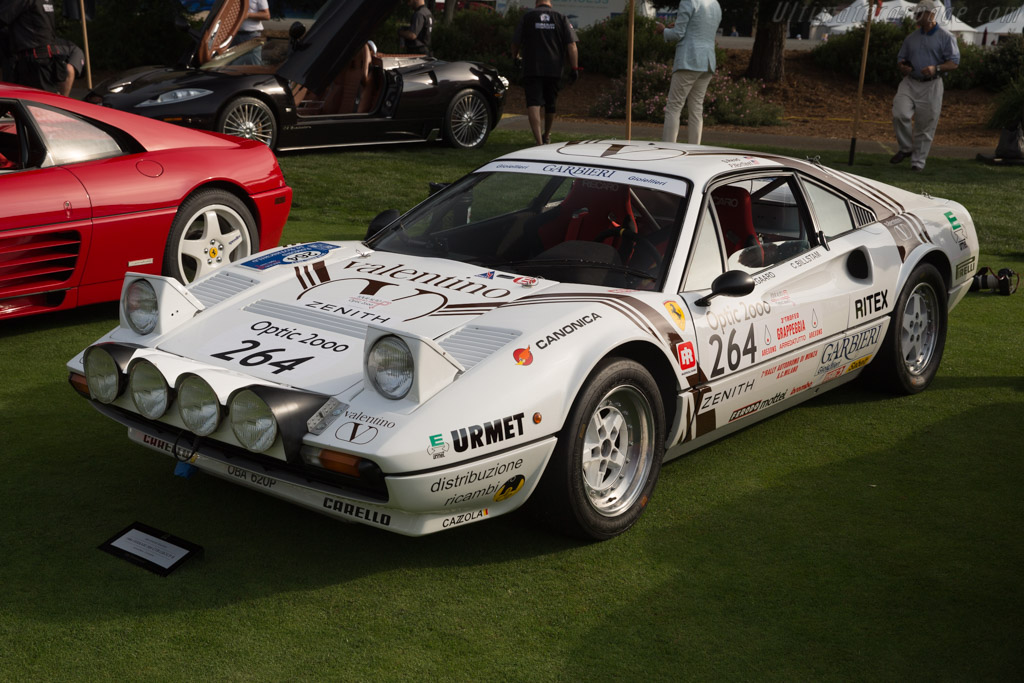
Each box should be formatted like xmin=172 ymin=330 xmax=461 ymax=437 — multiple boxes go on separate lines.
xmin=955 ymin=256 xmax=976 ymax=279
xmin=242 ymin=242 xmax=340 ymax=270
xmin=664 ymin=301 xmax=686 ymax=331
xmin=676 ymin=341 xmax=697 ymax=375
xmin=513 ymin=346 xmax=534 ymax=366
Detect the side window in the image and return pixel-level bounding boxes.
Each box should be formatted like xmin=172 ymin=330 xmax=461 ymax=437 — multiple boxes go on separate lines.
xmin=683 ymin=206 xmax=724 ymax=291
xmin=709 ymin=176 xmax=812 ymax=274
xmin=802 ymin=180 xmax=856 ymax=237
xmin=0 ymin=106 xmax=25 ymax=171
xmin=26 ymin=104 xmax=123 ymax=166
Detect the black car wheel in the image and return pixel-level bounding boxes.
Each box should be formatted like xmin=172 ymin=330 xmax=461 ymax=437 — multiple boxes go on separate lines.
xmin=163 ymin=189 xmax=258 ymax=285
xmin=530 ymin=358 xmax=665 ymax=540
xmin=217 ymin=97 xmax=277 ymax=148
xmin=444 ymin=89 xmax=490 ymax=149
xmin=870 ymin=263 xmax=948 ymax=394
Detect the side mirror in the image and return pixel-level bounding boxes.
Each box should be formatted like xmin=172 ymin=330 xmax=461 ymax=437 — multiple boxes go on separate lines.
xmin=366 ymin=209 xmax=401 ymax=241
xmin=289 ymin=21 xmax=307 ymax=48
xmin=694 ymin=270 xmax=756 ymax=307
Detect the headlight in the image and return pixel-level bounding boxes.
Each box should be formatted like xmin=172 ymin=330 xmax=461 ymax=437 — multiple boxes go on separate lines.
xmin=83 ymin=346 xmax=123 ymax=404
xmin=124 ymin=279 xmax=159 ymax=335
xmin=129 ymin=360 xmax=171 ymax=419
xmin=230 ymin=389 xmax=277 ymax=452
xmin=366 ymin=336 xmax=413 ymax=400
xmin=177 ymin=374 xmax=221 ymax=436
xmin=137 ymin=88 xmax=212 ymax=107
xmin=499 ymin=75 xmax=509 ymax=89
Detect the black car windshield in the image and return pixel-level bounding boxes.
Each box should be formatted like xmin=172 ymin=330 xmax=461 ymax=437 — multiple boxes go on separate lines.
xmin=367 ymin=162 xmax=690 ymax=291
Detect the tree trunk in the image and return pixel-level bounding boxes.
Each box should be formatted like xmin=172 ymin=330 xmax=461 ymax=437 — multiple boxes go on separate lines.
xmin=444 ymin=0 xmax=456 ymax=25
xmin=745 ymin=0 xmax=786 ymax=82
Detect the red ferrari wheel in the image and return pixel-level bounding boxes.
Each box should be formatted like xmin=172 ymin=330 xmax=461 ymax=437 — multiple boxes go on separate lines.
xmin=163 ymin=189 xmax=257 ymax=285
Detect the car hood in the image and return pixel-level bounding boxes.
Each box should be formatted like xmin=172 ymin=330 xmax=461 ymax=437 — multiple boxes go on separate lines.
xmin=156 ymin=243 xmax=559 ymax=396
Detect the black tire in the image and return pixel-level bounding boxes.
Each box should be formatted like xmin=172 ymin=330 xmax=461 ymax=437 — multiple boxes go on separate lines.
xmin=216 ymin=96 xmax=277 ymax=148
xmin=443 ymin=88 xmax=491 ymax=149
xmin=530 ymin=358 xmax=665 ymax=540
xmin=870 ymin=263 xmax=948 ymax=394
xmin=163 ymin=189 xmax=258 ymax=285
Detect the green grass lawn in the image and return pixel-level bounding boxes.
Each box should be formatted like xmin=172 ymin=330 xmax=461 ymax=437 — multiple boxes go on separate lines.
xmin=1 ymin=130 xmax=1021 ymax=680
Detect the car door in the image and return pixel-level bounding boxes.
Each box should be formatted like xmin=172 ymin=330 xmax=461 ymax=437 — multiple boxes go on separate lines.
xmin=675 ymin=171 xmax=873 ymax=442
xmin=0 ymin=101 xmax=92 ymax=311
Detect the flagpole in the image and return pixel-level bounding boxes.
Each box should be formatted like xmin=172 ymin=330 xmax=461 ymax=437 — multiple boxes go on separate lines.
xmin=626 ymin=0 xmax=635 ymax=140
xmin=79 ymin=0 xmax=92 ymax=89
xmin=849 ymin=0 xmax=876 ymax=165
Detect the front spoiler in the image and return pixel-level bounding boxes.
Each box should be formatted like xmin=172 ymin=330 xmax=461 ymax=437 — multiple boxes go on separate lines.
xmin=124 ymin=424 xmax=555 ymax=537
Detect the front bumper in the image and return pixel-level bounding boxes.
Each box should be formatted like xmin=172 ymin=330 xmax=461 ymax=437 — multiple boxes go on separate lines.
xmin=121 ymin=416 xmax=555 ymax=537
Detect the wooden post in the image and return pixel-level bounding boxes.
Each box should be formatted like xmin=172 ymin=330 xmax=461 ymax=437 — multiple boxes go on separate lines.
xmin=79 ymin=0 xmax=92 ymax=89
xmin=626 ymin=0 xmax=635 ymax=140
xmin=849 ymin=1 xmax=873 ymax=165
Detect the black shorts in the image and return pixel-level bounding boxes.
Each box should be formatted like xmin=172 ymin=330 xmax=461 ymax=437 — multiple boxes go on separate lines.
xmin=523 ymin=76 xmax=560 ymax=113
xmin=12 ymin=56 xmax=66 ymax=93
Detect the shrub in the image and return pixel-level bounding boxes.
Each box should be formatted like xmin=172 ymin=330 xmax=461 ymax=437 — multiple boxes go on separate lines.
xmin=811 ymin=20 xmax=913 ymax=87
xmin=976 ymin=34 xmax=1024 ymax=91
xmin=988 ymin=75 xmax=1024 ymax=128
xmin=588 ymin=63 xmax=783 ymax=126
xmin=56 ymin=0 xmax=195 ymax=72
xmin=576 ymin=14 xmax=676 ymax=78
xmin=944 ymin=40 xmax=984 ymax=90
xmin=430 ymin=6 xmax=524 ymax=77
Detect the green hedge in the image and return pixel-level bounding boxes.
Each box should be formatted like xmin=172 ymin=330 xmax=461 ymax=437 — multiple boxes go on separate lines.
xmin=431 ymin=6 xmax=524 ymax=77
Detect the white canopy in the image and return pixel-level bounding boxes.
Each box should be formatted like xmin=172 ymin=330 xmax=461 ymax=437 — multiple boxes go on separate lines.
xmin=975 ymin=6 xmax=1024 ymax=38
xmin=824 ymin=0 xmax=978 ymax=43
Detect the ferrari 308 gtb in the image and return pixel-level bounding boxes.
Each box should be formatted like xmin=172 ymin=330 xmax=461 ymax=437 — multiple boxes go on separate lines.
xmin=1 ymin=85 xmax=291 ymax=320
xmin=68 ymin=141 xmax=977 ymax=539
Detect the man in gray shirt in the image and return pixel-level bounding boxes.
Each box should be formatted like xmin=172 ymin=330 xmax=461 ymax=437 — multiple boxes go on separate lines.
xmin=891 ymin=0 xmax=959 ymax=171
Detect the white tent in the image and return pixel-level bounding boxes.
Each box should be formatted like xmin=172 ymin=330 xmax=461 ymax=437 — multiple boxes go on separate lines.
xmin=975 ymin=5 xmax=1024 ymax=43
xmin=824 ymin=0 xmax=978 ymax=44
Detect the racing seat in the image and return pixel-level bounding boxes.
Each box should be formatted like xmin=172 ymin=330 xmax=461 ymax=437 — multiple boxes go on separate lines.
xmin=536 ymin=180 xmax=638 ymax=251
xmin=711 ymin=185 xmax=763 ymax=267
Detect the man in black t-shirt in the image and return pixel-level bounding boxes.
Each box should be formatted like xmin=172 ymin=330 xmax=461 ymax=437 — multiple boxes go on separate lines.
xmin=398 ymin=0 xmax=433 ymax=56
xmin=512 ymin=0 xmax=579 ymax=145
xmin=0 ymin=0 xmax=74 ymax=93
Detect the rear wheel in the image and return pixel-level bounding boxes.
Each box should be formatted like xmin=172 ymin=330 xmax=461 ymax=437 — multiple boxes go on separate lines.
xmin=163 ymin=189 xmax=257 ymax=285
xmin=531 ymin=358 xmax=665 ymax=540
xmin=217 ymin=96 xmax=277 ymax=148
xmin=443 ymin=89 xmax=490 ymax=149
xmin=871 ymin=263 xmax=947 ymax=394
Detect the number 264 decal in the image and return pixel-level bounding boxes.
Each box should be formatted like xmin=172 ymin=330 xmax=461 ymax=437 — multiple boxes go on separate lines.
xmin=211 ymin=340 xmax=314 ymax=374
xmin=708 ymin=325 xmax=757 ymax=378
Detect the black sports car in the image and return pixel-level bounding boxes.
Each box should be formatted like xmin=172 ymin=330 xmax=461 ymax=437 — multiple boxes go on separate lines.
xmin=85 ymin=0 xmax=507 ymax=151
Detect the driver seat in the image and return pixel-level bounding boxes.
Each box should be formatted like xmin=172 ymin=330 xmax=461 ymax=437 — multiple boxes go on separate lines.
xmin=537 ymin=180 xmax=636 ymax=250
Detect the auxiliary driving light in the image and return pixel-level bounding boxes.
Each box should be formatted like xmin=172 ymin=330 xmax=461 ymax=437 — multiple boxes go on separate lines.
xmin=230 ymin=388 xmax=278 ymax=452
xmin=128 ymin=359 xmax=171 ymax=419
xmin=123 ymin=278 xmax=159 ymax=335
xmin=177 ymin=374 xmax=222 ymax=436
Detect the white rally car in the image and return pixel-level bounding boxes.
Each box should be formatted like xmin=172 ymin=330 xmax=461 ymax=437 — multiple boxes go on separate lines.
xmin=68 ymin=141 xmax=979 ymax=539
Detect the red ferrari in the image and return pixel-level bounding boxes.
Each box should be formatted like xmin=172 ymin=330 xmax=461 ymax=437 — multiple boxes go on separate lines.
xmin=0 ymin=84 xmax=292 ymax=320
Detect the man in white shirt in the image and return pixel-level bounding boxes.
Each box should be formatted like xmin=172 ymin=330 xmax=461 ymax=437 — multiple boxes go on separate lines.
xmin=233 ymin=0 xmax=270 ymax=66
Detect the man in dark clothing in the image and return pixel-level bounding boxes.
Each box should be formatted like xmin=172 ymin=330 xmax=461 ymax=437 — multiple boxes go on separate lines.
xmin=398 ymin=0 xmax=433 ymax=56
xmin=512 ymin=0 xmax=579 ymax=145
xmin=0 ymin=0 xmax=72 ymax=93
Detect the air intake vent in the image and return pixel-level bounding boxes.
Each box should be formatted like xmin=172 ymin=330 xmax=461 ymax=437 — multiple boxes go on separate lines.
xmin=439 ymin=326 xmax=521 ymax=370
xmin=852 ymin=204 xmax=876 ymax=228
xmin=0 ymin=229 xmax=80 ymax=297
xmin=190 ymin=271 xmax=259 ymax=307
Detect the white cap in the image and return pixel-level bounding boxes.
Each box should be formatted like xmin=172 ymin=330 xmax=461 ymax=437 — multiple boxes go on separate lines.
xmin=913 ymin=0 xmax=943 ymax=15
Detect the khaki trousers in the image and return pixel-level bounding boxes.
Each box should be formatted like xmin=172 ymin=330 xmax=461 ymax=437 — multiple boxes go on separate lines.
xmin=662 ymin=69 xmax=714 ymax=145
xmin=892 ymin=76 xmax=944 ymax=169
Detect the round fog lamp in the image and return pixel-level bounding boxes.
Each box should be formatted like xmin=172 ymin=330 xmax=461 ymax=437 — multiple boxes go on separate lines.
xmin=177 ymin=375 xmax=221 ymax=436
xmin=230 ymin=389 xmax=278 ymax=452
xmin=367 ymin=336 xmax=413 ymax=399
xmin=83 ymin=346 xmax=122 ymax=404
xmin=129 ymin=360 xmax=170 ymax=419
xmin=124 ymin=279 xmax=159 ymax=335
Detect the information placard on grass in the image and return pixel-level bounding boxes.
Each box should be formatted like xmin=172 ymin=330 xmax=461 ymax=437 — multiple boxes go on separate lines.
xmin=99 ymin=522 xmax=202 ymax=576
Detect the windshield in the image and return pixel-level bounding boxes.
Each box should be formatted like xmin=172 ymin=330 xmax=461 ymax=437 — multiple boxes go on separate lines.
xmin=367 ymin=162 xmax=690 ymax=291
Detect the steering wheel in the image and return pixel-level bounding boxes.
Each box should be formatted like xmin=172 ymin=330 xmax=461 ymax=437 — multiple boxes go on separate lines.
xmin=592 ymin=227 xmax=663 ymax=271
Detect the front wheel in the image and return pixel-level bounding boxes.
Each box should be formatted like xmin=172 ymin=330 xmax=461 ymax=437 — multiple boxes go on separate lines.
xmin=443 ymin=89 xmax=491 ymax=149
xmin=870 ymin=263 xmax=948 ymax=394
xmin=217 ymin=96 xmax=277 ymax=148
xmin=163 ymin=189 xmax=258 ymax=285
xmin=530 ymin=358 xmax=665 ymax=540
